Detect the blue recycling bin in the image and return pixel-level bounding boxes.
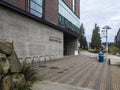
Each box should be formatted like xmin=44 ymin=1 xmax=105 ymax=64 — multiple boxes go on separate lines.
xmin=98 ymin=52 xmax=104 ymax=62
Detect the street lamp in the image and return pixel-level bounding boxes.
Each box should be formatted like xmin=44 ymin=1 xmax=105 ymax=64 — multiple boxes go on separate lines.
xmin=102 ymin=25 xmax=111 ymax=60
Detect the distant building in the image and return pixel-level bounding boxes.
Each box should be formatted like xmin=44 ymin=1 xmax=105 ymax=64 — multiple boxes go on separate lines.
xmin=115 ymin=28 xmax=120 ymax=48
xmin=0 ymin=0 xmax=80 ymax=60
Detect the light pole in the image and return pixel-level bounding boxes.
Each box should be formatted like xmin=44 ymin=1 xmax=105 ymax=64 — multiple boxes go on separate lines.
xmin=102 ymin=25 xmax=111 ymax=60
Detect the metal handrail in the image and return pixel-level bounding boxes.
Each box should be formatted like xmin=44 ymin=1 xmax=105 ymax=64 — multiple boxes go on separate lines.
xmin=32 ymin=56 xmax=39 ymax=66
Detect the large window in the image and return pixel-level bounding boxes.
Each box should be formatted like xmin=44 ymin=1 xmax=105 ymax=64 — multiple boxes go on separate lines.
xmin=30 ymin=0 xmax=43 ymax=18
xmin=59 ymin=0 xmax=80 ymax=34
xmin=59 ymin=14 xmax=79 ymax=34
xmin=59 ymin=0 xmax=80 ymax=28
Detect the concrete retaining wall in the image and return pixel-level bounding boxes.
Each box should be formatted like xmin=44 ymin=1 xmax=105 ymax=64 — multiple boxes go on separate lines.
xmin=0 ymin=7 xmax=63 ymax=61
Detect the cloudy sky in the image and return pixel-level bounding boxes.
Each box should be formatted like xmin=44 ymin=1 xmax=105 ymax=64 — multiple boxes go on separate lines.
xmin=80 ymin=0 xmax=120 ymax=42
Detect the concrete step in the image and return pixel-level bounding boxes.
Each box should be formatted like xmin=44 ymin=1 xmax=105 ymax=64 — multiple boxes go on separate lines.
xmin=32 ymin=81 xmax=94 ymax=90
xmin=109 ymin=58 xmax=120 ymax=65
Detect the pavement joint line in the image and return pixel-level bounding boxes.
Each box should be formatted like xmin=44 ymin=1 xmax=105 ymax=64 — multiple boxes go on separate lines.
xmin=106 ymin=62 xmax=113 ymax=90
xmin=50 ymin=60 xmax=90 ymax=82
xmin=87 ymin=62 xmax=103 ymax=89
xmin=44 ymin=58 xmax=80 ymax=76
xmin=69 ymin=61 xmax=96 ymax=86
xmin=80 ymin=62 xmax=99 ymax=87
xmin=44 ymin=61 xmax=81 ymax=80
xmin=76 ymin=63 xmax=96 ymax=87
xmin=111 ymin=65 xmax=120 ymax=89
xmin=44 ymin=57 xmax=89 ymax=80
xmin=32 ymin=81 xmax=95 ymax=90
xmin=57 ymin=60 xmax=92 ymax=83
xmin=37 ymin=57 xmax=76 ymax=71
xmin=100 ymin=62 xmax=107 ymax=90
xmin=93 ymin=62 xmax=105 ymax=90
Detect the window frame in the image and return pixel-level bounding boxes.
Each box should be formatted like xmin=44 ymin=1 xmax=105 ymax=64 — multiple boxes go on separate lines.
xmin=30 ymin=0 xmax=43 ymax=18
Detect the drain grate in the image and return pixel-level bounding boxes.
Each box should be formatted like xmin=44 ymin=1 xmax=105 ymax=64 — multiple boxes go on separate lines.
xmin=58 ymin=71 xmax=63 ymax=73
xmin=70 ymin=66 xmax=73 ymax=68
xmin=49 ymin=67 xmax=59 ymax=69
xmin=63 ymin=69 xmax=68 ymax=71
xmin=39 ymin=65 xmax=47 ymax=68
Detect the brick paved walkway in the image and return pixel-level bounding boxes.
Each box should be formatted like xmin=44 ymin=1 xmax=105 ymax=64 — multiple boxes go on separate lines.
xmin=33 ymin=55 xmax=120 ymax=90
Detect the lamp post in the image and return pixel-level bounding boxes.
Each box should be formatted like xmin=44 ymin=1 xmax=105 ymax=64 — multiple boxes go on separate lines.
xmin=102 ymin=25 xmax=111 ymax=60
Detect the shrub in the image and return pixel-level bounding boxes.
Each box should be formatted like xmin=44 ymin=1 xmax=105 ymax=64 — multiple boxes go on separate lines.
xmin=15 ymin=65 xmax=39 ymax=90
xmin=16 ymin=82 xmax=32 ymax=90
xmin=109 ymin=45 xmax=120 ymax=55
xmin=88 ymin=48 xmax=99 ymax=53
xmin=22 ymin=65 xmax=38 ymax=84
xmin=79 ymin=48 xmax=87 ymax=51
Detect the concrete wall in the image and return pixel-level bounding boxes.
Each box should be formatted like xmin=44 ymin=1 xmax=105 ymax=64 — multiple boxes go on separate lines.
xmin=66 ymin=38 xmax=78 ymax=55
xmin=0 ymin=7 xmax=63 ymax=61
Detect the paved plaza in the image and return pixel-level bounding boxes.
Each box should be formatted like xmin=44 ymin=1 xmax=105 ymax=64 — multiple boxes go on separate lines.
xmin=33 ymin=52 xmax=120 ymax=90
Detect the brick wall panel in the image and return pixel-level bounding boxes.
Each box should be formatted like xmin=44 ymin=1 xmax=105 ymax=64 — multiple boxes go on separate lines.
xmin=44 ymin=0 xmax=58 ymax=25
xmin=63 ymin=0 xmax=72 ymax=9
xmin=3 ymin=0 xmax=26 ymax=10
xmin=76 ymin=0 xmax=80 ymax=18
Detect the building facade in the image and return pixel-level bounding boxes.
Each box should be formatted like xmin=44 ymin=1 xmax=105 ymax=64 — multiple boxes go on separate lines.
xmin=0 ymin=0 xmax=80 ymax=61
xmin=115 ymin=29 xmax=120 ymax=48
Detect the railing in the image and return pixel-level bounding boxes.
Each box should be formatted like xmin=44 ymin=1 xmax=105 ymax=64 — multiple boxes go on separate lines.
xmin=19 ymin=55 xmax=55 ymax=66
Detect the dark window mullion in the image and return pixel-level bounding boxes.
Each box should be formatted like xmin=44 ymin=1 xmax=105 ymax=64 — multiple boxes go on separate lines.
xmin=30 ymin=8 xmax=42 ymax=14
xmin=31 ymin=0 xmax=42 ymax=8
xmin=74 ymin=0 xmax=76 ymax=13
xmin=30 ymin=0 xmax=43 ymax=18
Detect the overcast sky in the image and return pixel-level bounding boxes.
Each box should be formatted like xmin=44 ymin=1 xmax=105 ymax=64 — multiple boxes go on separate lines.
xmin=80 ymin=0 xmax=120 ymax=42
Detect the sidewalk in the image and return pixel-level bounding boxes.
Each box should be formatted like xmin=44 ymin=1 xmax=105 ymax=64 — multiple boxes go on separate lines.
xmin=80 ymin=51 xmax=120 ymax=59
xmin=80 ymin=51 xmax=98 ymax=58
xmin=32 ymin=53 xmax=120 ymax=90
xmin=32 ymin=81 xmax=94 ymax=90
xmin=80 ymin=51 xmax=120 ymax=65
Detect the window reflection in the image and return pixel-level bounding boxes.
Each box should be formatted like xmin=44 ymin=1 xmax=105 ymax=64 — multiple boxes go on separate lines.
xmin=30 ymin=0 xmax=43 ymax=18
xmin=59 ymin=0 xmax=80 ymax=28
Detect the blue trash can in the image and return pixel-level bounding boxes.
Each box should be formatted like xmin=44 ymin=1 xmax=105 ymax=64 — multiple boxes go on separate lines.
xmin=98 ymin=52 xmax=104 ymax=62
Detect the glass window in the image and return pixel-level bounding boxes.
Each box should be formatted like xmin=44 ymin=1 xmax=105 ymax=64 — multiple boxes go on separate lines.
xmin=59 ymin=14 xmax=80 ymax=34
xmin=30 ymin=0 xmax=43 ymax=18
xmin=59 ymin=0 xmax=80 ymax=28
